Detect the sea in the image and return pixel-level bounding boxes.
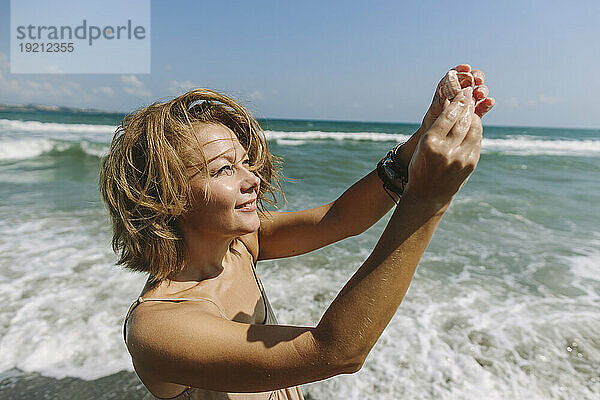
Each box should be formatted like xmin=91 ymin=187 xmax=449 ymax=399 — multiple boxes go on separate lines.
xmin=0 ymin=108 xmax=598 ymax=400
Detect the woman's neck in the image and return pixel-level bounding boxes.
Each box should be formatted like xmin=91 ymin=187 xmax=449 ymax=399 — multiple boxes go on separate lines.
xmin=177 ymin=232 xmax=236 ymax=281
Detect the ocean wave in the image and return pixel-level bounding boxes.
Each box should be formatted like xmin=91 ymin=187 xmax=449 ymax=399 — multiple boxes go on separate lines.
xmin=0 ymin=138 xmax=108 ymax=160
xmin=0 ymin=193 xmax=598 ymax=397
xmin=0 ymin=138 xmax=56 ymax=160
xmin=482 ymin=135 xmax=600 ymax=156
xmin=2 ymin=134 xmax=598 ymax=161
xmin=0 ymin=119 xmax=117 ymax=134
xmin=2 ymin=119 xmax=599 ymax=159
xmin=273 ymin=139 xmax=307 ymax=146
xmin=265 ymin=130 xmax=410 ymax=142
xmin=267 ymin=131 xmax=600 ymax=156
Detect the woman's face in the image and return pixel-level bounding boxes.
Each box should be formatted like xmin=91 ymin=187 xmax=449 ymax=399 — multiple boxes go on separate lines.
xmin=183 ymin=123 xmax=261 ymax=239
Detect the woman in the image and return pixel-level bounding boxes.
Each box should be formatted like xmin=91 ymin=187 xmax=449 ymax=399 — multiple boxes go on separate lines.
xmin=99 ymin=65 xmax=494 ymax=399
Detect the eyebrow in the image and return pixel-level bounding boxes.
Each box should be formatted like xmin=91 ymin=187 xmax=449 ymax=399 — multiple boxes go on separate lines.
xmin=207 ymin=149 xmax=249 ymax=165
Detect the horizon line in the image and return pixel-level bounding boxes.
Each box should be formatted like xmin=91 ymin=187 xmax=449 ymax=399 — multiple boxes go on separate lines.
xmin=0 ymin=103 xmax=598 ymax=131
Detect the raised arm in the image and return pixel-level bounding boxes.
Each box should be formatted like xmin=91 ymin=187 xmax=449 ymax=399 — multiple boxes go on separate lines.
xmin=126 ymin=87 xmax=482 ymax=394
xmin=314 ymin=86 xmax=481 ymax=366
xmin=258 ymin=65 xmax=493 ymax=261
xmin=256 ymin=169 xmax=397 ymax=260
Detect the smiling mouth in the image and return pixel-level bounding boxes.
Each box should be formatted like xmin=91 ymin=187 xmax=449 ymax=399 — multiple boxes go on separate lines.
xmin=235 ymin=199 xmax=257 ymax=210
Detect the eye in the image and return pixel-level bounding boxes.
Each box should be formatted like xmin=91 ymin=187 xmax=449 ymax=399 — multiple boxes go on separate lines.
xmin=213 ymin=164 xmax=234 ymax=176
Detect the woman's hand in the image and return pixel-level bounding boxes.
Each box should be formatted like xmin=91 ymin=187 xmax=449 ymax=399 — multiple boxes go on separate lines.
xmin=403 ymin=86 xmax=482 ymax=208
xmin=425 ymin=64 xmax=495 ymax=124
xmin=394 ymin=64 xmax=494 ymax=173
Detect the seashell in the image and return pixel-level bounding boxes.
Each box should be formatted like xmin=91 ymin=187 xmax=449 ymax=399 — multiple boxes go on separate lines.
xmin=437 ymin=70 xmax=475 ymax=100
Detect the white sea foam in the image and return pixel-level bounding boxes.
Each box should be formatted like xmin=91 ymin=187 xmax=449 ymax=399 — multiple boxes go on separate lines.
xmin=0 ymin=210 xmax=144 ymax=380
xmin=1 ymin=119 xmax=599 ymax=159
xmin=482 ymin=135 xmax=600 ymax=156
xmin=1 ymin=118 xmax=599 ymax=398
xmin=260 ymin=239 xmax=600 ymax=399
xmin=79 ymin=141 xmax=110 ymax=157
xmin=0 ymin=118 xmax=116 ymax=135
xmin=0 ymin=119 xmax=115 ymax=159
xmin=568 ymin=250 xmax=600 ymax=283
xmin=0 ymin=211 xmax=598 ymax=398
xmin=0 ymin=138 xmax=57 ymax=160
xmin=265 ymin=130 xmax=410 ymax=142
xmin=0 ymin=138 xmax=109 ymax=160
xmin=274 ymin=139 xmax=307 ymax=146
xmin=268 ymin=130 xmax=600 ymax=156
xmin=563 ymin=241 xmax=600 ymax=299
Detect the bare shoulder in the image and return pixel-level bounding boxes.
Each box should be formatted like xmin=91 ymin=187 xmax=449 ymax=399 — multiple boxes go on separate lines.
xmin=125 ymin=300 xmax=224 ymax=398
xmin=124 ymin=294 xmax=359 ymax=394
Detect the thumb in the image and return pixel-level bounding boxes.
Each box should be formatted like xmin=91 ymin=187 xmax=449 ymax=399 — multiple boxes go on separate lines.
xmin=424 ymin=93 xmax=447 ymax=123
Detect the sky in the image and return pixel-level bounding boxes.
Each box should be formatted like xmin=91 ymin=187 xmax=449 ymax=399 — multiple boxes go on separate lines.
xmin=0 ymin=0 xmax=599 ymax=129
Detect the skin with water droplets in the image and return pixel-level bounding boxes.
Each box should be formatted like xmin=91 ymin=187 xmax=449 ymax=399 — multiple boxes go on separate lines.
xmin=438 ymin=70 xmax=475 ymax=100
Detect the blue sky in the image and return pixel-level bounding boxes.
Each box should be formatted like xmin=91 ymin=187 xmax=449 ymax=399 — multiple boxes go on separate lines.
xmin=1 ymin=0 xmax=599 ymax=128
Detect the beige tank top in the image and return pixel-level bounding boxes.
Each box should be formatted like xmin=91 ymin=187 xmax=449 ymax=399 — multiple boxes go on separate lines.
xmin=123 ymin=255 xmax=304 ymax=400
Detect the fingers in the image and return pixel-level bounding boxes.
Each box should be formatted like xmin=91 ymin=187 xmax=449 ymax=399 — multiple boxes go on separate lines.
xmin=458 ymin=72 xmax=475 ymax=89
xmin=452 ymin=65 xmax=485 ymax=85
xmin=461 ymin=113 xmax=483 ymax=148
xmin=475 ymin=97 xmax=495 ymax=118
xmin=426 ymin=65 xmax=491 ymax=131
xmin=449 ymin=101 xmax=474 ymax=145
xmin=474 ymin=85 xmax=488 ymax=101
xmin=471 ymin=69 xmax=485 ymax=85
xmin=469 ymin=68 xmax=493 ymax=118
xmin=465 ymin=119 xmax=483 ymax=169
xmin=453 ymin=64 xmax=471 ymax=73
xmin=457 ymin=115 xmax=483 ymax=181
xmin=428 ymin=87 xmax=473 ymax=139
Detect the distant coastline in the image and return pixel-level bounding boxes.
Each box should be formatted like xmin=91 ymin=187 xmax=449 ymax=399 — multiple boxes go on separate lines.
xmin=0 ymin=103 xmax=423 ymax=130
xmin=0 ymin=103 xmax=119 ymax=114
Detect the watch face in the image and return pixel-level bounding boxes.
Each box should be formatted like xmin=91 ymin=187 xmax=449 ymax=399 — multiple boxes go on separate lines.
xmin=383 ymin=158 xmax=403 ymax=182
xmin=378 ymin=151 xmax=406 ymax=196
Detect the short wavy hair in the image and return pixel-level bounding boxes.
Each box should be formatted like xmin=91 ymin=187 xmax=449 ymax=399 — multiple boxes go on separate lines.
xmin=99 ymin=88 xmax=283 ymax=282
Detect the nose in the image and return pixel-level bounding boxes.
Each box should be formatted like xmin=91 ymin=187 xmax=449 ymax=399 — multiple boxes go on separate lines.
xmin=241 ymin=165 xmax=260 ymax=193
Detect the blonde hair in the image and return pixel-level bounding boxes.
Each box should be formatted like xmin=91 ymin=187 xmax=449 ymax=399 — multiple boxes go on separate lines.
xmin=99 ymin=88 xmax=283 ymax=282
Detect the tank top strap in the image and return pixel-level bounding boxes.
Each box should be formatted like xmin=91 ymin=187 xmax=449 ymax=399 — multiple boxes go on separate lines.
xmin=241 ymin=240 xmax=270 ymax=325
xmin=123 ymin=296 xmax=229 ymax=343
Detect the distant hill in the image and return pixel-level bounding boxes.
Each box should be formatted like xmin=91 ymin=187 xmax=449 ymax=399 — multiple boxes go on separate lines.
xmin=0 ymin=104 xmax=118 ymax=114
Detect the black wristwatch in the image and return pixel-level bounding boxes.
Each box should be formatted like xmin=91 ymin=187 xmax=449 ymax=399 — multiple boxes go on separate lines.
xmin=377 ymin=144 xmax=408 ymax=198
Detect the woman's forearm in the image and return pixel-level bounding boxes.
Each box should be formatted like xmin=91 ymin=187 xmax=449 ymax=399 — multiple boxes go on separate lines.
xmin=314 ymin=194 xmax=449 ymax=365
xmin=329 ymin=169 xmax=397 ymax=237
xmin=330 ymin=135 xmax=423 ymax=237
xmin=314 ymin=84 xmax=484 ymax=368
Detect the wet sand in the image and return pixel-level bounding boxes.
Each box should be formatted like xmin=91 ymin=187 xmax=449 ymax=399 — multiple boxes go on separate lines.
xmin=0 ymin=369 xmax=154 ymax=399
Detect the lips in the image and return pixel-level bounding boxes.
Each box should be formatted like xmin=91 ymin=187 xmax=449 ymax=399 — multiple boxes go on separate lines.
xmin=235 ymin=198 xmax=257 ymax=209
